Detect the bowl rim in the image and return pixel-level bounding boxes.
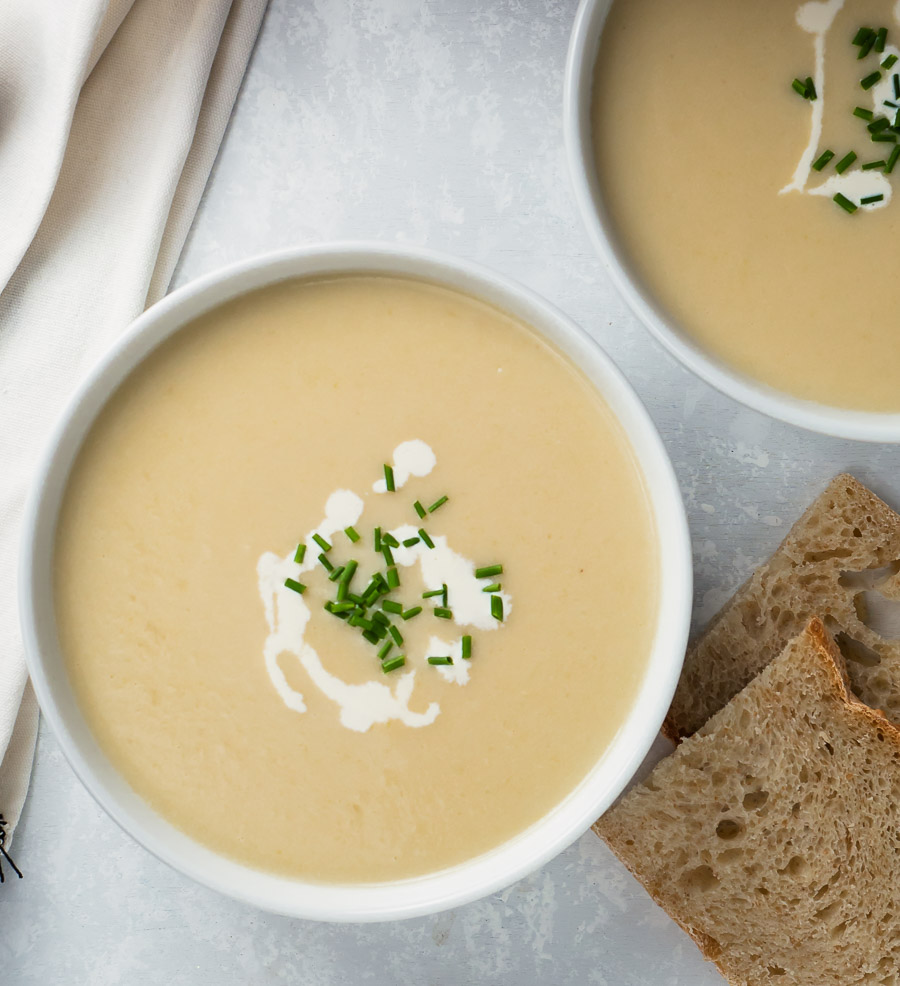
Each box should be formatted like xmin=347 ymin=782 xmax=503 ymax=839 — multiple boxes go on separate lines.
xmin=19 ymin=241 xmax=692 ymax=922
xmin=563 ymin=0 xmax=900 ymax=443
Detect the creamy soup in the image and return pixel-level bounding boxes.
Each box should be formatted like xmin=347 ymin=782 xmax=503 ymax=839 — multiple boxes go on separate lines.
xmin=593 ymin=0 xmax=900 ymax=412
xmin=54 ymin=275 xmax=658 ymax=882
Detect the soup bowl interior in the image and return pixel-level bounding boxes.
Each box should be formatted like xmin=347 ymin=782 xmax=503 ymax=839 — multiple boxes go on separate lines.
xmin=20 ymin=243 xmax=691 ymax=921
xmin=564 ymin=0 xmax=900 ymax=443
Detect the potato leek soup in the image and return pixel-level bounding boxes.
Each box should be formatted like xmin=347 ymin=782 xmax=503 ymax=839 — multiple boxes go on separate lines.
xmin=53 ymin=274 xmax=658 ymax=883
xmin=593 ymin=0 xmax=900 ymax=412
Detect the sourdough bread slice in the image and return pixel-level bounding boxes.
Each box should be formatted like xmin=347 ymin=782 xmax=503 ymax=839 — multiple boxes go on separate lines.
xmin=667 ymin=474 xmax=900 ymax=740
xmin=596 ymin=619 xmax=900 ymax=986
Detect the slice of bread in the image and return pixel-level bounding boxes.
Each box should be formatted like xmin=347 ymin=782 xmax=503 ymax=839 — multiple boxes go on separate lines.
xmin=596 ymin=619 xmax=900 ymax=986
xmin=666 ymin=474 xmax=900 ymax=740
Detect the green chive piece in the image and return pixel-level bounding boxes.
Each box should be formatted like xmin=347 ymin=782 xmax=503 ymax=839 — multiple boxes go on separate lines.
xmin=347 ymin=593 xmax=365 ymax=605
xmin=284 ymin=578 xmax=306 ymax=594
xmin=855 ymin=106 xmax=876 ymax=120
xmin=402 ymin=537 xmax=420 ymax=548
xmin=869 ymin=116 xmax=890 ymax=132
xmin=344 ymin=526 xmax=361 ymax=544
xmin=833 ymin=192 xmax=859 ymax=213
xmin=428 ymin=495 xmax=449 ymax=513
xmin=861 ymin=193 xmax=885 ymax=204
xmin=804 ymin=76 xmax=817 ymax=100
xmin=894 ymin=72 xmax=900 ymax=97
xmin=386 ymin=566 xmax=400 ymax=589
xmin=886 ymin=145 xmax=900 ymax=171
xmin=372 ymin=610 xmax=390 ymax=627
xmin=418 ymin=529 xmax=435 ymax=549
xmin=862 ymin=71 xmax=882 ymax=89
xmin=853 ymin=27 xmax=874 ymax=47
xmin=885 ymin=99 xmax=899 ymax=107
xmin=382 ymin=545 xmax=395 ymax=567
xmin=491 ymin=595 xmax=504 ymax=621
xmin=475 ymin=564 xmax=503 ymax=579
xmin=422 ymin=588 xmax=444 ymax=599
xmin=384 ymin=463 xmax=395 ymax=492
xmin=876 ymin=27 xmax=888 ymax=53
xmin=427 ymin=656 xmax=453 ymax=666
xmin=389 ymin=625 xmax=403 ymax=646
xmin=792 ymin=78 xmax=810 ymax=98
xmin=860 ymin=33 xmax=877 ymax=58
xmin=328 ymin=565 xmax=345 ymax=583
xmin=362 ymin=629 xmax=380 ymax=645
xmin=812 ymin=149 xmax=835 ymax=171
xmin=382 ymin=599 xmax=403 ymax=614
xmin=434 ymin=607 xmax=453 ymax=620
xmin=340 ymin=560 xmax=358 ymax=583
xmin=382 ymin=655 xmax=406 ymax=673
xmin=835 ymin=151 xmax=857 ymax=173
xmin=374 ymin=527 xmax=382 ymax=551
xmin=413 ymin=500 xmax=426 ymax=519
xmin=318 ymin=552 xmax=334 ymax=572
xmin=884 ymin=54 xmax=899 ymax=70
xmin=336 ymin=581 xmax=349 ymax=602
xmin=401 ymin=606 xmax=423 ymax=620
xmin=482 ymin=583 xmax=502 ymax=593
xmin=862 ymin=158 xmax=887 ymax=169
xmin=293 ymin=543 xmax=306 ymax=564
xmin=381 ymin=532 xmax=400 ymax=548
xmin=331 ymin=601 xmax=355 ymax=613
xmin=377 ymin=640 xmax=393 ymax=660
xmin=461 ymin=635 xmax=472 ymax=660
xmin=872 ymin=132 xmax=897 ymax=141
xmin=312 ymin=533 xmax=332 ymax=553
xmin=442 ymin=583 xmax=448 ymax=608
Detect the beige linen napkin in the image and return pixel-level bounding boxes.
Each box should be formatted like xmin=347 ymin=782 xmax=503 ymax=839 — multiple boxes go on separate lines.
xmin=0 ymin=0 xmax=267 ymax=853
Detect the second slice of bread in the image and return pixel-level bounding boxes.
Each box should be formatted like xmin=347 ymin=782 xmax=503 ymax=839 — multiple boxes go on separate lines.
xmin=597 ymin=619 xmax=900 ymax=986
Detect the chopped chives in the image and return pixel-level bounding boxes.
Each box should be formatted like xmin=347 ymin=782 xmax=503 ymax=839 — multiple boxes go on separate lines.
xmin=382 ymin=655 xmax=406 ymax=673
xmin=373 ymin=622 xmax=388 ymax=640
xmin=312 ymin=533 xmax=332 ymax=553
xmin=862 ymin=159 xmax=886 ymax=169
xmin=389 ymin=625 xmax=403 ymax=646
xmin=344 ymin=526 xmax=361 ymax=543
xmin=428 ymin=495 xmax=449 ymax=513
xmin=861 ymin=193 xmax=885 ymax=204
xmin=434 ymin=607 xmax=453 ymax=620
xmin=328 ymin=565 xmax=345 ymax=582
xmin=372 ymin=610 xmax=390 ymax=627
xmin=804 ymin=76 xmax=817 ymax=100
xmin=475 ymin=564 xmax=503 ymax=578
xmin=854 ymin=106 xmax=875 ymax=120
xmin=422 ymin=588 xmax=444 ymax=599
xmin=872 ymin=132 xmax=897 ymax=141
xmin=792 ymin=77 xmax=813 ymax=99
xmin=330 ymin=601 xmax=355 ymax=613
xmin=876 ymin=27 xmax=888 ymax=53
xmin=318 ymin=552 xmax=334 ymax=572
xmin=340 ymin=559 xmax=358 ymax=583
xmin=382 ymin=545 xmax=395 ymax=567
xmin=350 ymin=615 xmax=375 ymax=631
xmin=336 ymin=580 xmax=349 ymax=602
xmin=833 ymin=192 xmax=858 ymax=213
xmin=377 ymin=640 xmax=393 ymax=660
xmin=418 ymin=529 xmax=435 ymax=549
xmin=835 ymin=151 xmax=857 ymax=173
xmin=401 ymin=606 xmax=423 ymax=620
xmin=491 ymin=595 xmax=504 ymax=621
xmin=427 ymin=656 xmax=453 ymax=666
xmin=894 ymin=72 xmax=900 ymax=97
xmin=862 ymin=71 xmax=882 ymax=89
xmin=884 ymin=54 xmax=899 ymax=70
xmin=885 ymin=99 xmax=899 ymax=107
xmin=482 ymin=583 xmax=502 ymax=593
xmin=362 ymin=629 xmax=380 ymax=645
xmin=382 ymin=532 xmax=400 ymax=548
xmin=868 ymin=117 xmax=890 ymax=132
xmin=853 ymin=27 xmax=874 ymax=47
xmin=402 ymin=537 xmax=420 ymax=547
xmin=442 ymin=583 xmax=448 ymax=607
xmin=461 ymin=635 xmax=472 ymax=660
xmin=382 ymin=599 xmax=404 ymax=614
xmin=811 ymin=149 xmax=835 ymax=171
xmin=886 ymin=145 xmax=900 ymax=171
xmin=413 ymin=500 xmax=426 ymax=519
xmin=383 ymin=463 xmax=395 ymax=492
xmin=386 ymin=566 xmax=400 ymax=589
xmin=374 ymin=527 xmax=382 ymax=551
xmin=284 ymin=578 xmax=306 ymax=594
xmin=347 ymin=593 xmax=365 ymax=605
xmin=860 ymin=33 xmax=877 ymax=58
xmin=293 ymin=543 xmax=306 ymax=564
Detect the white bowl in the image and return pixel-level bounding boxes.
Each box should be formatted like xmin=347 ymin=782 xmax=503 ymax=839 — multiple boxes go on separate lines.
xmin=19 ymin=243 xmax=691 ymax=922
xmin=564 ymin=0 xmax=900 ymax=443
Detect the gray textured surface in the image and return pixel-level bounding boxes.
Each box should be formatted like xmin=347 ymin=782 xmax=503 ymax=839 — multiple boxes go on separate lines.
xmin=4 ymin=0 xmax=899 ymax=982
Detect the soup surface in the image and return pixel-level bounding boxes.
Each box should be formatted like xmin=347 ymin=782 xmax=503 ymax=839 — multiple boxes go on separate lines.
xmin=55 ymin=274 xmax=658 ymax=882
xmin=593 ymin=0 xmax=900 ymax=412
